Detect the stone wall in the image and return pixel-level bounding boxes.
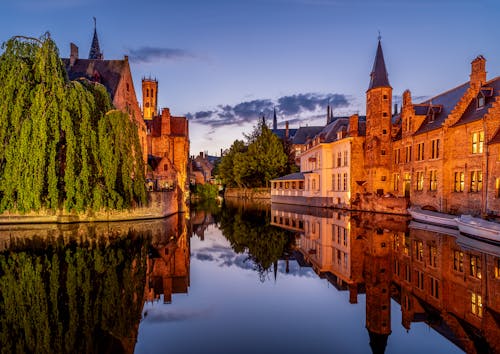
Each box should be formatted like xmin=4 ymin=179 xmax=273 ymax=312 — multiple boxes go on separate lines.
xmin=224 ymin=188 xmax=271 ymax=200
xmin=0 ymin=190 xmax=181 ymax=224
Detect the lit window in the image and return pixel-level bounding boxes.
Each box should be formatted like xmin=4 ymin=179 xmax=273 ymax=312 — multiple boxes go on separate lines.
xmin=454 ymin=250 xmax=464 ymax=272
xmin=393 ymin=173 xmax=400 ymax=192
xmin=416 ymin=171 xmax=424 ymax=191
xmin=471 ymin=131 xmax=484 ymax=154
xmin=429 ymin=246 xmax=438 ymax=267
xmin=495 ymin=178 xmax=500 ymax=198
xmin=414 ymin=240 xmax=424 ymax=261
xmin=470 ymin=171 xmax=483 ymax=192
xmin=471 ymin=292 xmax=483 ymax=317
xmin=429 ymin=170 xmax=438 ymax=191
xmin=470 ymin=255 xmax=482 ymax=279
xmin=495 ymin=258 xmax=500 ymax=279
xmin=454 ymin=172 xmax=464 ymax=192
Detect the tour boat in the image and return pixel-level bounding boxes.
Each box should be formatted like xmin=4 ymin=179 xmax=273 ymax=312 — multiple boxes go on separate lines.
xmin=455 ymin=215 xmax=500 ymax=244
xmin=407 ymin=206 xmax=457 ymax=228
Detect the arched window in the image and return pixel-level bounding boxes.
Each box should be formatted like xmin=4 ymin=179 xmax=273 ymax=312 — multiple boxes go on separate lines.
xmin=146 ymin=88 xmax=149 ymax=97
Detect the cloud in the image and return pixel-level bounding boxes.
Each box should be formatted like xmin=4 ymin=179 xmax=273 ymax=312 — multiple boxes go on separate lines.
xmin=127 ymin=46 xmax=197 ymax=63
xmin=186 ymin=92 xmax=354 ymax=128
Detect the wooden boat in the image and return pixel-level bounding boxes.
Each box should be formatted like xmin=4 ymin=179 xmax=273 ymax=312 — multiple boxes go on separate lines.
xmin=407 ymin=206 xmax=457 ymax=228
xmin=408 ymin=220 xmax=460 ymax=237
xmin=455 ymin=215 xmax=500 ymax=244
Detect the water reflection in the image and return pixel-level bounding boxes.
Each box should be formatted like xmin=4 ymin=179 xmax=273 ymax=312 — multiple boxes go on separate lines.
xmin=271 ymin=203 xmax=500 ymax=353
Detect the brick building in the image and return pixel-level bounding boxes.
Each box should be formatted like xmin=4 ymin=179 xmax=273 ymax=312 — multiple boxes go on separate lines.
xmin=392 ymin=55 xmax=500 ymax=217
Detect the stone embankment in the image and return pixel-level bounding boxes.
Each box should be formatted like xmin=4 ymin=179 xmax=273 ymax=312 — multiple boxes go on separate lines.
xmin=0 ymin=191 xmax=183 ymax=224
xmin=224 ymin=188 xmax=271 ymax=200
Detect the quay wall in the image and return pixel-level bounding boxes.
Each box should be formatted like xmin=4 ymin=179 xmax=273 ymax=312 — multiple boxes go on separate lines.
xmin=0 ymin=190 xmax=181 ymax=224
xmin=224 ymin=188 xmax=271 ymax=200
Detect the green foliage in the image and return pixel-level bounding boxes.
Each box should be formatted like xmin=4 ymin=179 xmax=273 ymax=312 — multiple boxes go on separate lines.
xmin=192 ymin=183 xmax=219 ymax=201
xmin=218 ymin=203 xmax=295 ymax=281
xmin=0 ymin=33 xmax=146 ymax=212
xmin=0 ymin=231 xmax=149 ymax=354
xmin=218 ymin=121 xmax=289 ymax=188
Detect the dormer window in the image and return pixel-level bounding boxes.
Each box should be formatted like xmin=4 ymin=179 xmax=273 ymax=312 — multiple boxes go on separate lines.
xmin=428 ymin=111 xmax=435 ymax=123
xmin=477 ymin=93 xmax=485 ymax=108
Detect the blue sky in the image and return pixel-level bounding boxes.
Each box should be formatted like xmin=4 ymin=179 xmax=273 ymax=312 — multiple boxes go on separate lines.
xmin=1 ymin=0 xmax=499 ymax=155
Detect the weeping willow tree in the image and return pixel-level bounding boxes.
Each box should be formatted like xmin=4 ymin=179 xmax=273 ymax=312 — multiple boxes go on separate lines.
xmin=0 ymin=33 xmax=146 ymax=213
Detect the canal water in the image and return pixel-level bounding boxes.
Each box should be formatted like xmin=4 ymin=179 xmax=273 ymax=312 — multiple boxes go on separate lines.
xmin=0 ymin=200 xmax=498 ymax=353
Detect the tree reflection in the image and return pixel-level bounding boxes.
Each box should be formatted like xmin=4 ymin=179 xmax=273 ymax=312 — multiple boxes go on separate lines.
xmin=0 ymin=229 xmax=149 ymax=354
xmin=218 ymin=202 xmax=295 ymax=281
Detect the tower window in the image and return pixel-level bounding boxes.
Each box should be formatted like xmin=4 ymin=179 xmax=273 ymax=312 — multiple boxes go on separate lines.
xmin=126 ymin=83 xmax=130 ymax=92
xmin=383 ymin=112 xmax=388 ymax=117
xmin=146 ymin=88 xmax=149 ymax=97
xmin=383 ymin=95 xmax=388 ymax=100
xmin=151 ymin=89 xmax=154 ymax=97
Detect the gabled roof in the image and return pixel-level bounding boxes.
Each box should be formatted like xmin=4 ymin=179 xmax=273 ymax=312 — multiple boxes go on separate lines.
xmin=454 ymin=76 xmax=500 ymax=127
xmin=272 ymin=172 xmax=305 ymax=181
xmin=413 ymin=82 xmax=469 ymax=135
xmin=292 ymin=126 xmax=324 ymax=144
xmin=368 ymin=40 xmax=391 ymax=90
xmin=62 ymin=58 xmax=126 ymax=100
xmin=272 ymin=128 xmax=298 ymax=140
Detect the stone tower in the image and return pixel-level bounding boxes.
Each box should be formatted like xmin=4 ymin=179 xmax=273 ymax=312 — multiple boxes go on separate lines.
xmin=142 ymin=78 xmax=158 ymax=120
xmin=365 ymin=38 xmax=392 ymax=194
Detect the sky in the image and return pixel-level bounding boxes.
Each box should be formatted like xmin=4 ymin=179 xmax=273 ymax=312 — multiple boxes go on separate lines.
xmin=1 ymin=0 xmax=499 ymax=156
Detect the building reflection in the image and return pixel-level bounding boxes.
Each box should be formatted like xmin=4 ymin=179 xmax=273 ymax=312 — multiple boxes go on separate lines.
xmin=144 ymin=213 xmax=190 ymax=304
xmin=271 ymin=204 xmax=500 ymax=353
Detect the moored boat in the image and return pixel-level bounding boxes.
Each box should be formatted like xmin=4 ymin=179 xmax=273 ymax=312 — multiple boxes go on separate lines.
xmin=407 ymin=206 xmax=457 ymax=228
xmin=455 ymin=215 xmax=500 ymax=244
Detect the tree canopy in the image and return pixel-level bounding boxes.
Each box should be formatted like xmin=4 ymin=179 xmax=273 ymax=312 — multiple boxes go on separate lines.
xmin=0 ymin=33 xmax=146 ymax=213
xmin=218 ymin=119 xmax=290 ymax=188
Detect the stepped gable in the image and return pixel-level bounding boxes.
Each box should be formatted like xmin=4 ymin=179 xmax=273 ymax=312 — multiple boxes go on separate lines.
xmin=453 ymin=76 xmax=500 ymax=127
xmin=489 ymin=126 xmax=500 ymax=145
xmin=292 ymin=126 xmax=324 ymax=144
xmin=62 ymin=58 xmax=126 ymax=100
xmin=413 ymin=82 xmax=469 ymax=135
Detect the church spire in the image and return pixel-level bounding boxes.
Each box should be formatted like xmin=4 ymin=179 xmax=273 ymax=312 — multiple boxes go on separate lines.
xmin=273 ymin=107 xmax=277 ymax=130
xmin=89 ymin=17 xmax=103 ymax=60
xmin=368 ymin=37 xmax=390 ymax=90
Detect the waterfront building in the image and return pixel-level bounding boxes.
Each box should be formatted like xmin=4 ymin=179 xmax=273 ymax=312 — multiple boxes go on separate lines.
xmin=272 ymin=37 xmax=500 ymax=217
xmin=392 ymin=55 xmax=500 ymax=216
xmin=62 ymin=22 xmax=148 ymax=165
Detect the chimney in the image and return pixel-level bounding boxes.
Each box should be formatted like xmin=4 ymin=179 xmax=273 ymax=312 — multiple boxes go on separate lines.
xmin=348 ymin=114 xmax=359 ymax=137
xmin=161 ymin=108 xmax=171 ymax=135
xmin=69 ymin=42 xmax=78 ymax=67
xmin=470 ymin=55 xmax=486 ymax=88
xmin=285 ymin=121 xmax=289 ymax=139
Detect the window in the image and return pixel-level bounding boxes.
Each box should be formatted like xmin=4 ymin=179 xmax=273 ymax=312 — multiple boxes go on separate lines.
xmin=454 ymin=172 xmax=464 ymax=192
xmin=496 ymin=178 xmax=500 ymax=198
xmin=285 ymin=182 xmax=290 ymax=189
xmin=416 ymin=142 xmax=424 ymax=161
xmin=312 ymin=179 xmax=316 ymax=190
xmin=470 ymin=170 xmax=483 ymax=192
xmin=163 ymin=164 xmax=168 ymax=171
xmin=454 ymin=250 xmax=464 ymax=272
xmin=416 ymin=270 xmax=424 ymax=290
xmin=146 ymin=88 xmax=149 ymax=97
xmin=292 ymin=182 xmax=296 ymax=189
xmin=429 ymin=246 xmax=438 ymax=267
xmin=382 ymin=129 xmax=387 ymax=134
xmin=429 ymin=170 xmax=438 ymax=191
xmin=126 ymin=83 xmax=130 ymax=92
xmin=406 ymin=116 xmax=412 ymax=132
xmin=405 ymin=264 xmax=411 ymax=282
xmin=337 ymin=152 xmax=342 ymax=167
xmin=394 ymin=260 xmax=400 ymax=276
xmin=470 ymin=255 xmax=482 ymax=279
xmin=343 ymin=231 xmax=348 ymax=247
xmin=414 ymin=240 xmax=424 ymax=261
xmin=430 ymin=277 xmax=439 ymax=299
xmin=299 ymin=181 xmax=304 ymax=189
xmin=471 ymin=292 xmax=483 ymax=317
xmin=394 ymin=148 xmax=401 ymax=164
xmin=337 ymin=173 xmax=341 ymax=191
xmin=416 ymin=171 xmax=424 ymax=191
xmin=343 ymin=173 xmax=348 ymax=191
xmin=381 ymin=149 xmax=386 ymax=156
xmin=405 ymin=145 xmax=412 ymax=163
xmin=471 ymin=131 xmax=484 ymax=154
xmin=332 ymin=174 xmax=336 ymax=191
xmin=431 ymin=139 xmax=440 ymax=159
xmin=343 ymin=151 xmax=348 ymax=166
xmin=383 ymin=94 xmax=388 ymax=100
xmin=477 ymin=93 xmax=485 ymax=108
xmin=393 ymin=173 xmax=400 ymax=191
xmin=280 ymin=182 xmax=283 ymax=189
xmin=151 ymin=89 xmax=154 ymax=97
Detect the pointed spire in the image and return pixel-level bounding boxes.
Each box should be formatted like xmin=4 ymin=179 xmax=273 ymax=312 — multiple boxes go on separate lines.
xmin=89 ymin=17 xmax=103 ymax=60
xmin=368 ymin=36 xmax=390 ymax=90
xmin=273 ymin=107 xmax=277 ymax=130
